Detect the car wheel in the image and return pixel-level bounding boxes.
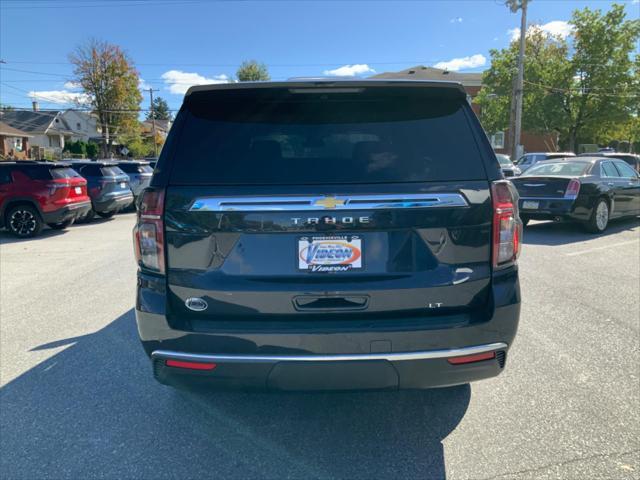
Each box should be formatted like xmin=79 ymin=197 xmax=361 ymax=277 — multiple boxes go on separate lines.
xmin=585 ymin=198 xmax=609 ymax=233
xmin=47 ymin=219 xmax=74 ymax=230
xmin=96 ymin=210 xmax=115 ymax=219
xmin=6 ymin=205 xmax=43 ymax=238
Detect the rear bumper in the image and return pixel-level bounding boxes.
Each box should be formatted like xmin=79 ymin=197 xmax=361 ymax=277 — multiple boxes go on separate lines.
xmin=151 ymin=343 xmax=508 ymax=391
xmin=93 ymin=193 xmax=134 ymax=213
xmin=519 ymin=197 xmax=584 ymax=221
xmin=42 ymin=201 xmax=92 ymax=224
xmin=136 ymin=267 xmax=520 ymax=391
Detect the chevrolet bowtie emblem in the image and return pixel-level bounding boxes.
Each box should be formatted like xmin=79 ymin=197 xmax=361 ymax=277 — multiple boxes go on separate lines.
xmin=313 ymin=196 xmax=346 ymax=209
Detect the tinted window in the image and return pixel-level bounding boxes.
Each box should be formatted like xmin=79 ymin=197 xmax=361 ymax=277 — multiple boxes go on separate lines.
xmin=524 ymin=162 xmax=590 ymax=176
xmin=601 ymin=161 xmax=619 ymax=178
xmin=496 ymin=154 xmax=512 ymax=166
xmin=100 ymin=166 xmax=125 ymax=177
xmin=50 ymin=167 xmax=82 ymax=179
xmin=169 ymin=88 xmax=486 ymax=185
xmin=0 ymin=168 xmax=12 ymax=184
xmin=117 ymin=163 xmax=139 ymax=174
xmin=613 ymin=161 xmax=638 ymax=178
xmin=18 ymin=166 xmax=52 ymax=180
xmin=76 ymin=164 xmax=101 ymax=176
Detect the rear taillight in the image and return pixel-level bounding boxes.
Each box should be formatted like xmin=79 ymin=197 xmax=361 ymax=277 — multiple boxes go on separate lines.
xmin=133 ymin=188 xmax=165 ymax=273
xmin=492 ymin=180 xmax=522 ymax=268
xmin=564 ymin=179 xmax=581 ymax=199
xmin=46 ymin=179 xmax=71 ymax=195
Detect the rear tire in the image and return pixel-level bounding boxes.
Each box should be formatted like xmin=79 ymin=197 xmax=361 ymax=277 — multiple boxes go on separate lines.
xmin=585 ymin=198 xmax=609 ymax=233
xmin=6 ymin=205 xmax=43 ymax=238
xmin=47 ymin=219 xmax=73 ymax=230
xmin=96 ymin=210 xmax=115 ymax=219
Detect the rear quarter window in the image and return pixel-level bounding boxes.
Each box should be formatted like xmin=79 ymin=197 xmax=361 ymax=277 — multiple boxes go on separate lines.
xmin=168 ymin=87 xmax=487 ymax=185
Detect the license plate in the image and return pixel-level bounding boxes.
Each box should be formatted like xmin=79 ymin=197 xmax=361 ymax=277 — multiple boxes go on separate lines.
xmin=120 ymin=182 xmax=127 ymax=188
xmin=74 ymin=187 xmax=82 ymax=194
xmin=522 ymin=200 xmax=539 ymax=210
xmin=298 ymin=236 xmax=362 ymax=273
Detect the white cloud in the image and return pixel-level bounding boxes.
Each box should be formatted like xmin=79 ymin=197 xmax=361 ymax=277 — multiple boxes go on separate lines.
xmin=138 ymin=78 xmax=151 ymax=91
xmin=28 ymin=90 xmax=90 ymax=105
xmin=63 ymin=81 xmax=81 ymax=90
xmin=322 ymin=64 xmax=376 ymax=77
xmin=450 ymin=17 xmax=463 ymax=23
xmin=161 ymin=70 xmax=229 ymax=94
xmin=433 ymin=54 xmax=487 ymax=72
xmin=508 ymin=20 xmax=573 ymax=41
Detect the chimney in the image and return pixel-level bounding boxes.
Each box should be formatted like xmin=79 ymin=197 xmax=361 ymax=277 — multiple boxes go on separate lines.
xmin=32 ymin=101 xmax=39 ymax=112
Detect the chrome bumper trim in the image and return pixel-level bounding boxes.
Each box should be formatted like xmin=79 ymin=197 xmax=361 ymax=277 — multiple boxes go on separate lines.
xmin=152 ymin=342 xmax=508 ymax=364
xmin=188 ymin=193 xmax=469 ymax=212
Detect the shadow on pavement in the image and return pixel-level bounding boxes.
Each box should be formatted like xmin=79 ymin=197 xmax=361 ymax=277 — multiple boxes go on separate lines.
xmin=0 ymin=309 xmax=470 ymax=479
xmin=0 ymin=227 xmax=68 ymax=245
xmin=522 ymin=217 xmax=639 ymax=246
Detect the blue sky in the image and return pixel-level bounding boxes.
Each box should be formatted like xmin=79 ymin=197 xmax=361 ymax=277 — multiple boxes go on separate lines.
xmin=1 ymin=0 xmax=638 ymax=112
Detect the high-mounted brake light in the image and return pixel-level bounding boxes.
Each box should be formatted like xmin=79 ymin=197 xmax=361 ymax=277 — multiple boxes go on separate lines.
xmin=133 ymin=188 xmax=165 ymax=273
xmin=492 ymin=181 xmax=523 ymax=268
xmin=564 ymin=179 xmax=581 ymax=199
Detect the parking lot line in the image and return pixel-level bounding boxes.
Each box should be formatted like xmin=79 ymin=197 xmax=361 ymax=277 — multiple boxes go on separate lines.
xmin=564 ymin=239 xmax=639 ymax=256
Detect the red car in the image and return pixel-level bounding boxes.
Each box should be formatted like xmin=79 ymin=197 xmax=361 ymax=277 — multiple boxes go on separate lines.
xmin=0 ymin=161 xmax=92 ymax=238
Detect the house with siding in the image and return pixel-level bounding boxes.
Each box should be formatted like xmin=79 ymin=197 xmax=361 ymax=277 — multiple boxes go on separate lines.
xmin=0 ymin=122 xmax=32 ymax=159
xmin=0 ymin=107 xmax=74 ymax=157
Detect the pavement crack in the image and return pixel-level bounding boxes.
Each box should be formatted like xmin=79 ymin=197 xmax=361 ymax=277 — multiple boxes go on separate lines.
xmin=471 ymin=449 xmax=640 ymax=480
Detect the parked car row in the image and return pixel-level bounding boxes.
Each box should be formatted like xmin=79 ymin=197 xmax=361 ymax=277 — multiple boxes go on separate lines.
xmin=497 ymin=151 xmax=640 ymax=178
xmin=511 ymin=156 xmax=640 ymax=233
xmin=0 ymin=159 xmax=153 ymax=238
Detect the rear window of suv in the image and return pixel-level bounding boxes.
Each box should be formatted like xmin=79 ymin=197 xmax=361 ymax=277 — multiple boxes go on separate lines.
xmin=100 ymin=166 xmax=125 ymax=177
xmin=168 ymin=87 xmax=486 ymax=185
xmin=50 ymin=167 xmax=82 ymax=179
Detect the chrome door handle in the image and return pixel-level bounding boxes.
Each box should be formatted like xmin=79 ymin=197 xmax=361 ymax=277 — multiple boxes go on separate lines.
xmin=607 ymin=182 xmax=615 ymax=186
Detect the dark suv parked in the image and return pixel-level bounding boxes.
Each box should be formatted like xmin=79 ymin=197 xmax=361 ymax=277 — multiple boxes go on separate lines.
xmin=134 ymin=80 xmax=522 ymax=391
xmin=116 ymin=160 xmax=153 ymax=200
xmin=0 ymin=161 xmax=91 ymax=237
xmin=70 ymin=161 xmax=133 ymax=222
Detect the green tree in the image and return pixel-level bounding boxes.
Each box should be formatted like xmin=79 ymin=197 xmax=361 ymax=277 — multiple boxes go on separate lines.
xmin=86 ymin=142 xmax=99 ymax=159
xmin=69 ymin=39 xmax=143 ymax=157
xmin=146 ymin=96 xmax=172 ymax=121
xmin=236 ymin=60 xmax=270 ymax=81
xmin=476 ymin=27 xmax=571 ymax=139
xmin=477 ymin=3 xmax=640 ymax=152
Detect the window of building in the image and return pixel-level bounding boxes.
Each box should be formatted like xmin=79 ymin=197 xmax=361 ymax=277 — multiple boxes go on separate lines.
xmin=490 ymin=132 xmax=505 ymax=149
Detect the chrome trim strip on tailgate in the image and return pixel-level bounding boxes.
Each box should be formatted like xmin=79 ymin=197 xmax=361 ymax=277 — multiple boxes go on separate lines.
xmin=152 ymin=342 xmax=507 ymax=364
xmin=188 ymin=193 xmax=468 ymax=212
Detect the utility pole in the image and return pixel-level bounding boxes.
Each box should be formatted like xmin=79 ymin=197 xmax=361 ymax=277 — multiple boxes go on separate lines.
xmin=507 ymin=0 xmax=528 ymax=160
xmin=145 ymin=88 xmax=159 ymax=157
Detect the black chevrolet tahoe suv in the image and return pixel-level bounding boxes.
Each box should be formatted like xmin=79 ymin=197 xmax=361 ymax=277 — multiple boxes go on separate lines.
xmin=134 ymin=80 xmax=522 ymax=391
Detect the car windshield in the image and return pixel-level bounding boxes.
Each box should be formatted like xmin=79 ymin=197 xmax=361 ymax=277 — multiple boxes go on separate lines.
xmin=523 ymin=162 xmax=590 ymax=176
xmin=496 ymin=154 xmax=512 ymax=166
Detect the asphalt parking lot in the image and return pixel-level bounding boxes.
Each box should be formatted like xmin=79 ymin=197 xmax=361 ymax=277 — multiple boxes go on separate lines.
xmin=1 ymin=214 xmax=638 ymax=480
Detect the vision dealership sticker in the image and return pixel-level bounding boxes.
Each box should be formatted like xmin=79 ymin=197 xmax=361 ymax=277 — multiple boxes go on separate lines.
xmin=298 ymin=236 xmax=362 ymax=272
